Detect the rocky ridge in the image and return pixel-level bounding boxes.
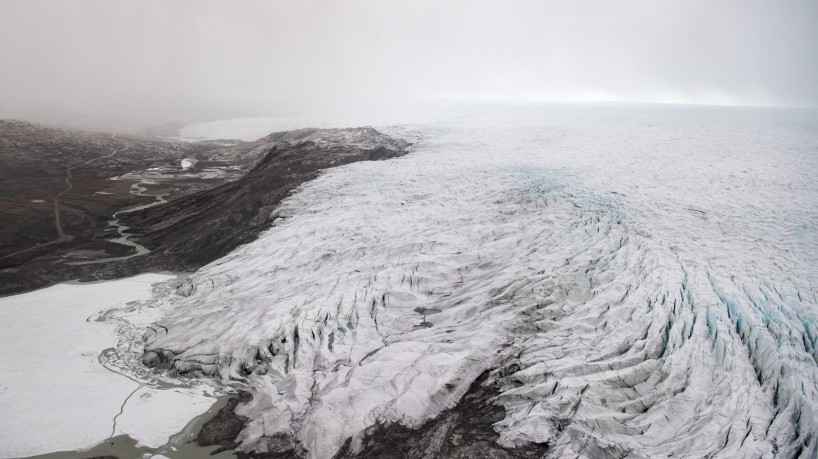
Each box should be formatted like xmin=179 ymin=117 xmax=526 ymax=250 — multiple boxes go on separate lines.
xmin=0 ymin=121 xmax=410 ymax=295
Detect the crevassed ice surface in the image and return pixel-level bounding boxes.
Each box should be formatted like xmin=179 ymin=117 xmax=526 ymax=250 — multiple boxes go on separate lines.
xmin=144 ymin=105 xmax=818 ymax=458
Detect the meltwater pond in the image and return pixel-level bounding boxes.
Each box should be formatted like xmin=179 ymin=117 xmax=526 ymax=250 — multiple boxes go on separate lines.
xmin=143 ymin=104 xmax=818 ymax=458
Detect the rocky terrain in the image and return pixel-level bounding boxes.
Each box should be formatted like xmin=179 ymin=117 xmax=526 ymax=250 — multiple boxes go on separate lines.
xmin=0 ymin=121 xmax=410 ymax=295
xmin=121 ymin=127 xmax=410 ymax=270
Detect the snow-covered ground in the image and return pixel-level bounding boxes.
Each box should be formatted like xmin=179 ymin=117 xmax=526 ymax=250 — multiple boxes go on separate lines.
xmin=143 ymin=104 xmax=818 ymax=457
xmin=0 ymin=273 xmax=219 ymax=458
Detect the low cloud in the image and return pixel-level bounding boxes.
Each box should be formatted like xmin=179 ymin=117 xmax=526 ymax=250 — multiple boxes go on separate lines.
xmin=1 ymin=0 xmax=816 ymax=129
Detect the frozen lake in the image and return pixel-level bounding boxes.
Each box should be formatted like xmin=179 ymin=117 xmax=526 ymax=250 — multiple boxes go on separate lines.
xmin=0 ymin=274 xmax=221 ymax=458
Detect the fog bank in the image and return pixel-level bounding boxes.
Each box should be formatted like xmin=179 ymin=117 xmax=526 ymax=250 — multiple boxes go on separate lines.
xmin=1 ymin=0 xmax=816 ymax=130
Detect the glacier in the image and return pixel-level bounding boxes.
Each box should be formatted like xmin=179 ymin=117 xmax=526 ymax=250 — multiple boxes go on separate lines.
xmin=139 ymin=104 xmax=818 ymax=457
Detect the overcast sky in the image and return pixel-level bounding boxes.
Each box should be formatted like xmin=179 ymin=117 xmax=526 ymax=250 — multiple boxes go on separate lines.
xmin=1 ymin=0 xmax=816 ymax=128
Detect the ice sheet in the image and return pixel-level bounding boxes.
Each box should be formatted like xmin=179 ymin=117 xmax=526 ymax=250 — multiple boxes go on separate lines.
xmin=147 ymin=105 xmax=818 ymax=457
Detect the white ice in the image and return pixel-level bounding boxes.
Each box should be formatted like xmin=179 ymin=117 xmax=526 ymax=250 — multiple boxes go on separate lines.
xmin=180 ymin=157 xmax=198 ymax=170
xmin=0 ymin=273 xmax=217 ymax=458
xmin=144 ymin=104 xmax=818 ymax=457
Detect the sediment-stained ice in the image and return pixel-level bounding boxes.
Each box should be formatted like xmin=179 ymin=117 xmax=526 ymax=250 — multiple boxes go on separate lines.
xmin=142 ymin=105 xmax=818 ymax=457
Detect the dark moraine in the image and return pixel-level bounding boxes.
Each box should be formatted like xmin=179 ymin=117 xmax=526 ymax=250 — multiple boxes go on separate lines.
xmin=195 ymin=391 xmax=253 ymax=455
xmin=337 ymin=371 xmax=550 ymax=458
xmin=196 ymin=371 xmax=550 ymax=458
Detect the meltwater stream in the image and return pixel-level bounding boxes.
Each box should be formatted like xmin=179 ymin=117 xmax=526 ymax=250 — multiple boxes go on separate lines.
xmin=140 ymin=105 xmax=818 ymax=458
xmin=68 ymin=181 xmax=167 ymax=266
